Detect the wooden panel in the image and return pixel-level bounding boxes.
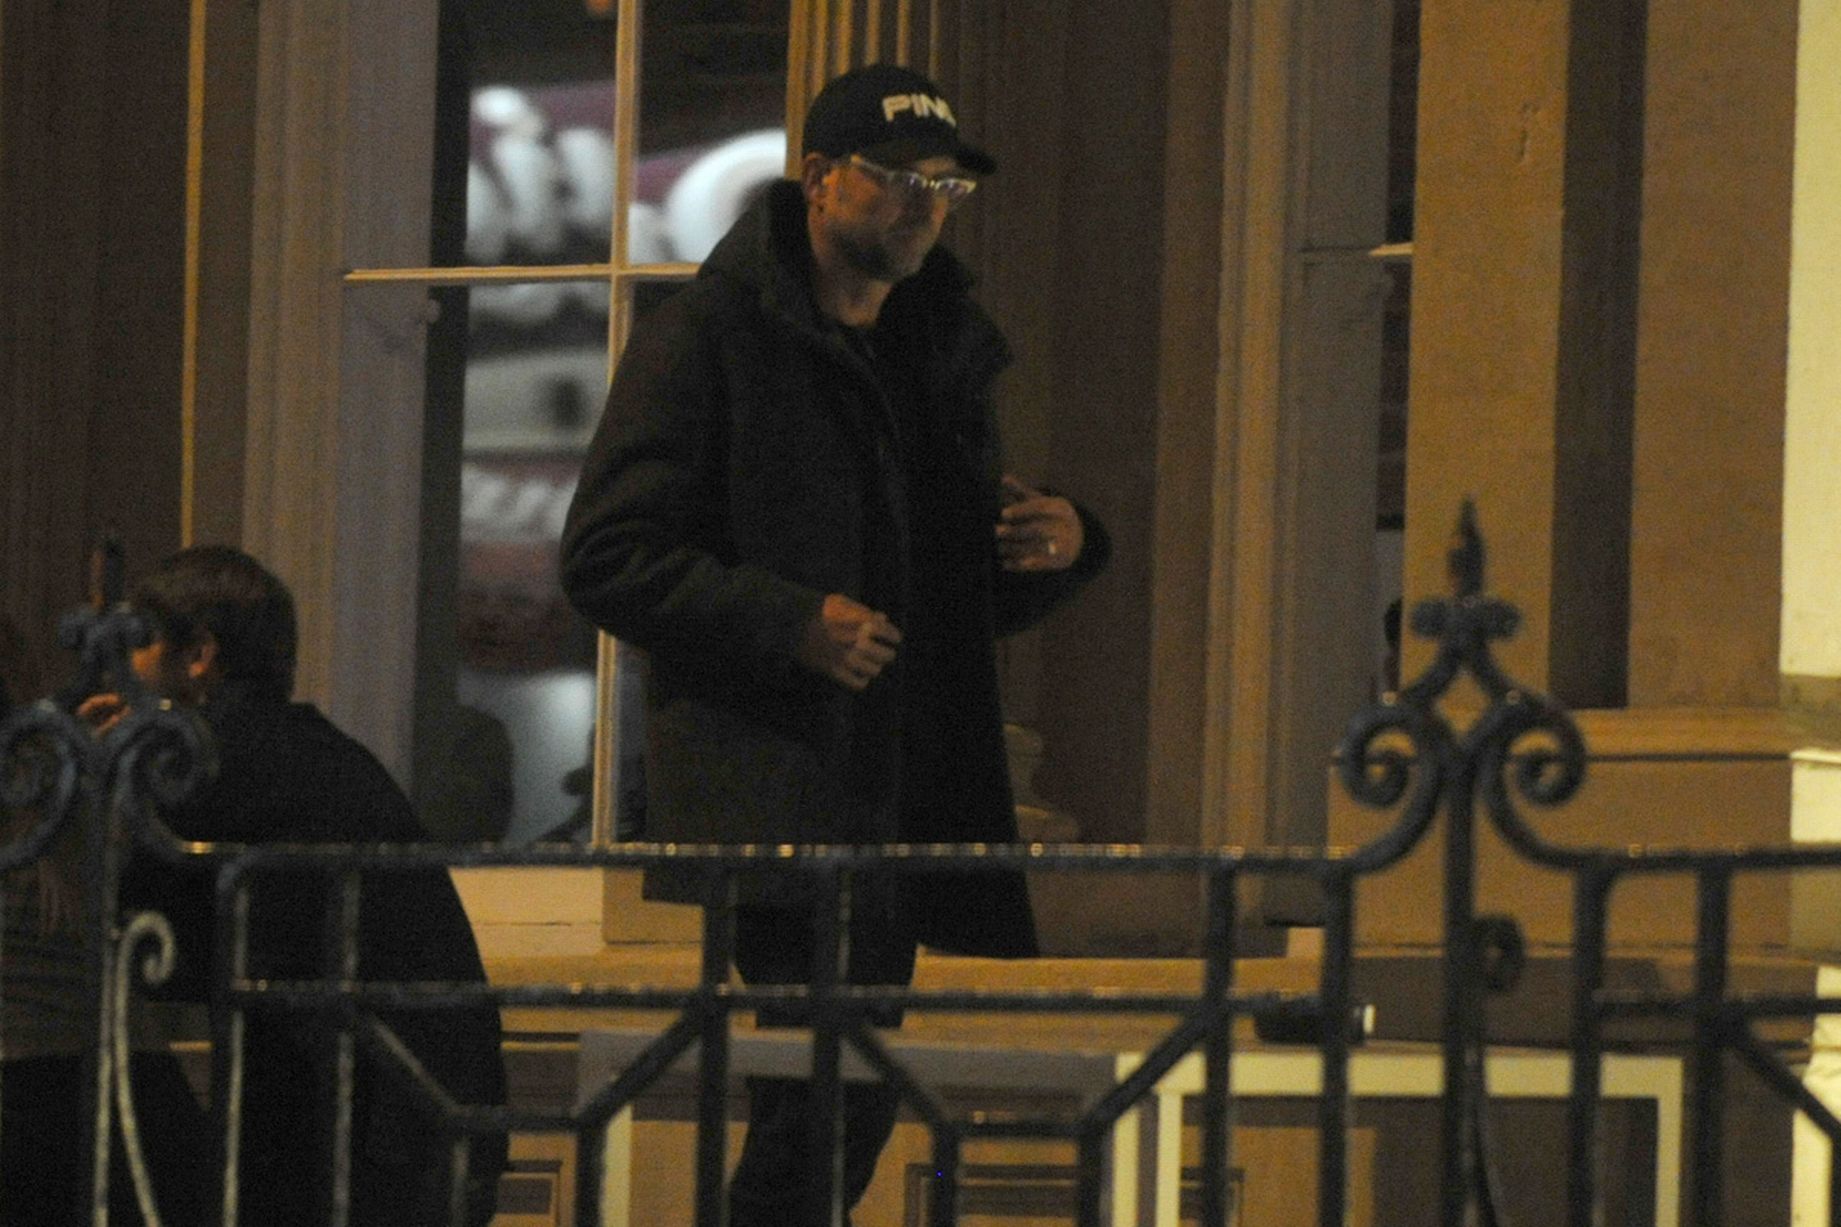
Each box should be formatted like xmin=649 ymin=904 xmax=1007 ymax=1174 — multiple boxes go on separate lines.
xmin=0 ymin=0 xmax=187 ymax=674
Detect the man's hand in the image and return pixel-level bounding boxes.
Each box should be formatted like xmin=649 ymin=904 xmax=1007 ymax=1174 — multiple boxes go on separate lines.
xmin=75 ymin=692 xmax=129 ymax=736
xmin=796 ymin=594 xmax=902 ymax=691
xmin=996 ymin=475 xmax=1083 ymax=572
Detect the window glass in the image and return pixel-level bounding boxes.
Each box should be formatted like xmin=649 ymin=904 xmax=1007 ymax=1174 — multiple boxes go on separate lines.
xmin=1377 ymin=261 xmax=1410 ymax=531
xmin=433 ymin=0 xmax=619 ymax=266
xmin=635 ymin=1 xmax=791 ymax=263
xmin=1386 ymin=0 xmax=1420 ymax=244
xmin=1373 ymin=259 xmax=1411 ymax=691
xmin=420 ymin=282 xmax=609 ymax=845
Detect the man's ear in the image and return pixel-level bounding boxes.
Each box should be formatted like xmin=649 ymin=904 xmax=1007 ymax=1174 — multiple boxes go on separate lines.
xmin=182 ymin=632 xmax=219 ymax=684
xmin=801 ymin=152 xmax=833 ymax=202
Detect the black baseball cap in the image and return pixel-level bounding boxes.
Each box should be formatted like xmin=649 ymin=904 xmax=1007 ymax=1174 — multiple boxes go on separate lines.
xmin=801 ymin=63 xmax=996 ymax=176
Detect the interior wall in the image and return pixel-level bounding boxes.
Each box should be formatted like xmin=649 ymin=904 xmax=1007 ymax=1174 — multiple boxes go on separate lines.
xmin=0 ymin=1 xmax=188 ymax=683
xmin=1145 ymin=0 xmax=1231 ymax=847
xmin=934 ymin=0 xmax=1175 ymax=848
xmin=1030 ymin=0 xmax=1171 ymax=844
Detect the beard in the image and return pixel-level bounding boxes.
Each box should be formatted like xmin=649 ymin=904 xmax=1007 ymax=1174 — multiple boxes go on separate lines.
xmin=832 ymin=217 xmax=935 ymax=282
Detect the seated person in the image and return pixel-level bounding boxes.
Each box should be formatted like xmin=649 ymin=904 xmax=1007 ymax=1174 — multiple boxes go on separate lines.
xmin=86 ymin=546 xmax=507 ymax=1227
xmin=1 ymin=612 xmax=211 ymax=1226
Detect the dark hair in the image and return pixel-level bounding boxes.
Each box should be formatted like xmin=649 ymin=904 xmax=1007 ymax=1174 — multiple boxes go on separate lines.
xmin=131 ymin=546 xmax=298 ymax=701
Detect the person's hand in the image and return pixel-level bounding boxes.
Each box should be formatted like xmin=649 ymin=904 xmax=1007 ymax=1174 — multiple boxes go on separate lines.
xmin=996 ymin=475 xmax=1082 ymax=572
xmin=796 ymin=594 xmax=902 ymax=691
xmin=75 ymin=692 xmax=129 ymax=736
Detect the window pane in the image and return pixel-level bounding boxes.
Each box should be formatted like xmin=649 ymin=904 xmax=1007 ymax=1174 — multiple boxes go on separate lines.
xmin=419 ymin=282 xmax=608 ymax=845
xmin=433 ymin=0 xmax=619 ymax=266
xmin=1377 ymin=260 xmax=1410 ymax=531
xmin=1386 ymin=0 xmax=1420 ymax=244
xmin=1374 ymin=259 xmax=1410 ymax=692
xmin=636 ymin=0 xmax=791 ymax=263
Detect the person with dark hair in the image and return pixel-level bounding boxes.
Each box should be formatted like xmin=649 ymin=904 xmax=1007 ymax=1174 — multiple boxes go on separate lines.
xmin=125 ymin=543 xmax=299 ymax=703
xmin=82 ymin=546 xmax=508 ymax=1227
xmin=0 ymin=607 xmax=212 ymax=1226
xmin=561 ymin=63 xmax=1110 ymax=1225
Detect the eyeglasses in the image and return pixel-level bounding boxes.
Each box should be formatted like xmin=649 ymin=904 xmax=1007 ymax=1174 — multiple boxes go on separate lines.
xmin=847 ymin=155 xmax=979 ymax=208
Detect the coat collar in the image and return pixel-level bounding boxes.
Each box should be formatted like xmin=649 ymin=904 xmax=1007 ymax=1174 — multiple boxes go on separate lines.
xmin=700 ymin=180 xmax=1005 ymax=383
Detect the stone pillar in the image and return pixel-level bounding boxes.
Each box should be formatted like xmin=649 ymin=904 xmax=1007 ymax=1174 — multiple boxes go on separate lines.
xmin=1782 ymin=0 xmax=1841 ymax=1219
xmin=1403 ymin=0 xmax=1642 ymax=706
xmin=1626 ymin=0 xmax=1796 ymax=708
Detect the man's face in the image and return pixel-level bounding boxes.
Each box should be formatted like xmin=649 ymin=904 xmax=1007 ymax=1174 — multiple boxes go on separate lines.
xmin=814 ymin=154 xmax=963 ymax=282
xmin=130 ymin=636 xmax=212 ymax=705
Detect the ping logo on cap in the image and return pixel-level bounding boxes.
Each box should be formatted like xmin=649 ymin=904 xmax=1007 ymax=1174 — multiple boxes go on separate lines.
xmin=882 ymin=93 xmax=958 ymax=126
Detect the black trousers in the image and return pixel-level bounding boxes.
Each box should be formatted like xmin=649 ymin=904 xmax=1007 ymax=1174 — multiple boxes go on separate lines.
xmin=0 ymin=1052 xmax=213 ymax=1227
xmin=728 ymin=892 xmax=917 ymax=1227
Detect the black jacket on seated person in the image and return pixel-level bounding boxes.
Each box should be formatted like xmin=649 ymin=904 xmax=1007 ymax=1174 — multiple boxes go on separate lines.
xmin=122 ymin=685 xmax=507 ymax=1227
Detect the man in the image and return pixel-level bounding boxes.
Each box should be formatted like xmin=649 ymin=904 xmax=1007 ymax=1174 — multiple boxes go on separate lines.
xmin=560 ymin=63 xmax=1110 ymax=1224
xmin=86 ymin=546 xmax=507 ymax=1226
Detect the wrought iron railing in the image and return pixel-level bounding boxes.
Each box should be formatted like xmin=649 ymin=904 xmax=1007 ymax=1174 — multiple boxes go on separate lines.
xmin=1 ymin=506 xmax=1838 ymax=1225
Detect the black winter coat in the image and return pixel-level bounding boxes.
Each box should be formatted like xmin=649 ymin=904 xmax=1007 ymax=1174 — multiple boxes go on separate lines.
xmin=560 ymin=182 xmax=1108 ymax=958
xmin=122 ymin=691 xmax=508 ymax=1227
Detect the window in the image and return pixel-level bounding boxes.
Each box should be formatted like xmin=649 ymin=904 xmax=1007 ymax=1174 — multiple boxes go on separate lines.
xmin=331 ymin=0 xmax=791 ymax=845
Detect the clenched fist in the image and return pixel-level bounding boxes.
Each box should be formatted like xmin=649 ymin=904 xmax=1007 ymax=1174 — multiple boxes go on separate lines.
xmin=795 ymin=593 xmax=902 ymax=691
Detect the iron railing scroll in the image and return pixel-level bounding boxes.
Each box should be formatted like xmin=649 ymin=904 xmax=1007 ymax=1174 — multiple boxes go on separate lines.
xmin=1335 ymin=500 xmax=1587 ymax=1227
xmin=13 ymin=507 xmax=1841 ymax=1226
xmin=1 ymin=548 xmax=216 ymax=1227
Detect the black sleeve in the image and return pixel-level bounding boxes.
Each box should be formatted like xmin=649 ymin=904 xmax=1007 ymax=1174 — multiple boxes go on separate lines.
xmin=559 ymin=293 xmax=824 ymax=685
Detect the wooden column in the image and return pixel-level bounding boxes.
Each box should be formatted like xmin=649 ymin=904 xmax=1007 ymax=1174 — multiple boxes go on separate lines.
xmin=243 ymin=0 xmax=438 ymax=778
xmin=0 ymin=1 xmax=188 ymax=678
xmin=185 ymin=0 xmax=260 ymax=548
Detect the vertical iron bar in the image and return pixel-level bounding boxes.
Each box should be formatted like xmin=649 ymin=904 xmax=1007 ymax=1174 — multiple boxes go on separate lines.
xmin=1441 ymin=759 xmax=1478 ymax=1227
xmin=445 ymin=1136 xmax=470 ymax=1227
xmin=1830 ymin=1135 xmax=1841 ymax=1227
xmin=928 ymin=1125 xmax=959 ymax=1227
xmin=810 ymin=869 xmax=849 ymax=1227
xmin=695 ymin=877 xmax=737 ymax=1227
xmin=1688 ymin=869 xmax=1731 ymax=1227
xmin=1200 ymin=868 xmax=1238 ymax=1227
xmin=1075 ymin=1129 xmax=1106 ymax=1227
xmin=575 ymin=1118 xmax=608 ymax=1227
xmin=1318 ymin=868 xmax=1354 ymax=1227
xmin=1567 ymin=865 xmax=1612 ymax=1227
xmin=211 ymin=872 xmax=252 ymax=1227
xmin=83 ymin=781 xmax=119 ymax=1227
xmin=326 ymin=868 xmax=361 ymax=1227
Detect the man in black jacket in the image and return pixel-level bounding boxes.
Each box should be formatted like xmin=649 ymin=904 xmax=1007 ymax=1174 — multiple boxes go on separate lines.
xmin=88 ymin=546 xmax=507 ymax=1226
xmin=561 ymin=63 xmax=1109 ymax=1225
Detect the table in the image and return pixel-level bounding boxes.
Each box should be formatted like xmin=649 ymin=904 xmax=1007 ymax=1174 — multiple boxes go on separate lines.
xmin=576 ymin=1029 xmax=1683 ymax=1226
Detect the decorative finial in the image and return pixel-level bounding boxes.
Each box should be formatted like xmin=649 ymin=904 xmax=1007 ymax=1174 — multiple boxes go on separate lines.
xmin=1448 ymin=499 xmax=1484 ymax=599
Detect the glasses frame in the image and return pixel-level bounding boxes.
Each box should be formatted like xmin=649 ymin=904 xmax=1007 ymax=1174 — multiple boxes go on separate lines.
xmin=846 ymin=154 xmax=979 ymax=208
